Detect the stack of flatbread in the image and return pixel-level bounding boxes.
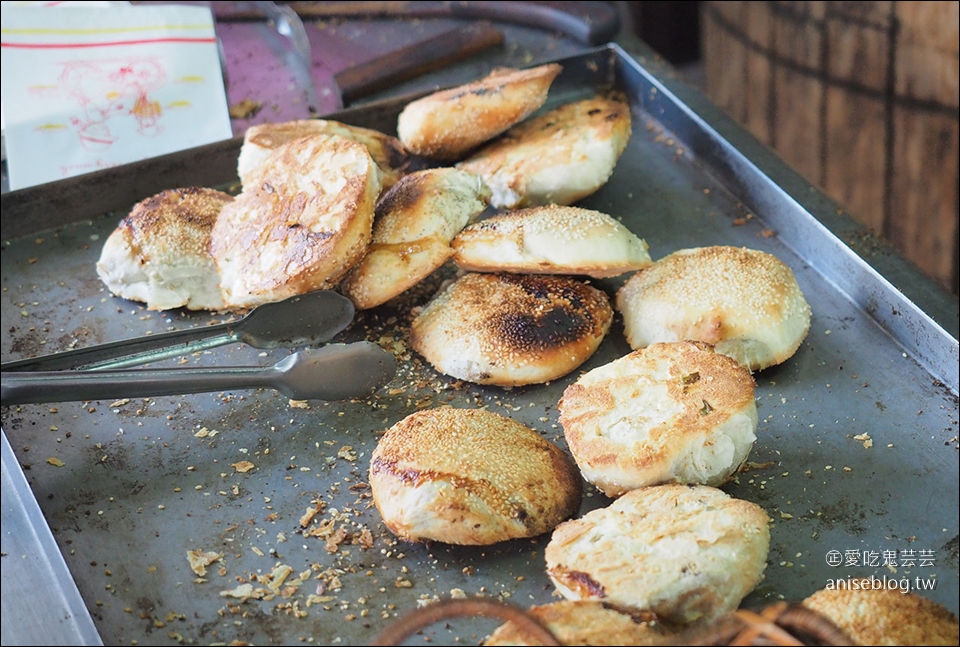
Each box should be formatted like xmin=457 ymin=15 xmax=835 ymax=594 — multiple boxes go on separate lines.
xmin=94 ymin=60 xmax=648 ymax=388
xmin=96 ymin=118 xmax=418 ymax=312
xmin=95 ymin=60 xmax=809 ymax=385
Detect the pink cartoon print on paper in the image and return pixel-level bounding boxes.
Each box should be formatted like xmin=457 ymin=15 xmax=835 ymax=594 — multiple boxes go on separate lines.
xmin=58 ymin=57 xmax=166 ymax=149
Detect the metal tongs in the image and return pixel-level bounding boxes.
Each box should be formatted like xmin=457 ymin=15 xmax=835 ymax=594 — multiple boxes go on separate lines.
xmin=0 ymin=291 xmax=396 ymax=406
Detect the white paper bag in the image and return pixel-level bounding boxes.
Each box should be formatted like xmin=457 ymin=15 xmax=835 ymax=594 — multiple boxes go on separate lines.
xmin=0 ymin=3 xmax=232 ymax=190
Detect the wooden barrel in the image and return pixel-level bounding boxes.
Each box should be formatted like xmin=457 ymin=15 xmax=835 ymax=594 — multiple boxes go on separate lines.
xmin=701 ymin=1 xmax=959 ymax=295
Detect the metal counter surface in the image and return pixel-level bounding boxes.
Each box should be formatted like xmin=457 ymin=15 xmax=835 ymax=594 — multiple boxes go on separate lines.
xmin=2 ymin=35 xmax=958 ymax=647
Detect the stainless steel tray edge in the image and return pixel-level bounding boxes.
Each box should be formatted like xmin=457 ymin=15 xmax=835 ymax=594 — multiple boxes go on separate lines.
xmin=2 ymin=430 xmax=103 ymax=646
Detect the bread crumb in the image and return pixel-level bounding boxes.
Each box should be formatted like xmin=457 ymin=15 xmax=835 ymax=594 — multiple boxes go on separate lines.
xmin=187 ymin=549 xmax=222 ymax=576
xmin=229 ymin=99 xmax=262 ymax=119
xmin=232 ymin=461 xmax=255 ymax=473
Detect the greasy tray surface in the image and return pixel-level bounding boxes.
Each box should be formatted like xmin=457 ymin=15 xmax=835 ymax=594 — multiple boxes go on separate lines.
xmin=2 ymin=46 xmax=958 ymax=646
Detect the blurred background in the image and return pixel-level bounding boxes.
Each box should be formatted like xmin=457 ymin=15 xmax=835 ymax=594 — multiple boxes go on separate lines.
xmin=624 ymin=1 xmax=958 ymax=297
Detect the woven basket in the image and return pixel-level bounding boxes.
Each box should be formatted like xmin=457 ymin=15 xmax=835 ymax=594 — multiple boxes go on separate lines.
xmin=369 ymin=597 xmax=855 ymax=646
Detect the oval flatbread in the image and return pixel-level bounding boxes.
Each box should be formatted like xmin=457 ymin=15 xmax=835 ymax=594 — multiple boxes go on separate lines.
xmin=803 ymin=582 xmax=960 ymax=646
xmin=339 ymin=168 xmax=490 ymax=310
xmin=545 ymin=484 xmax=770 ymax=626
xmin=370 ymin=407 xmax=582 ymax=545
xmin=397 ymin=63 xmax=562 ymax=161
xmin=211 ymin=133 xmax=381 ymax=309
xmin=96 ymin=187 xmax=233 ymax=312
xmin=457 ymin=95 xmax=632 ymax=208
xmin=237 ymin=118 xmax=411 ymax=190
xmin=616 ymin=246 xmax=812 ymax=371
xmin=452 ymin=205 xmax=651 ymax=278
xmin=559 ymin=340 xmax=758 ymax=498
xmin=485 ymin=600 xmax=668 ymax=646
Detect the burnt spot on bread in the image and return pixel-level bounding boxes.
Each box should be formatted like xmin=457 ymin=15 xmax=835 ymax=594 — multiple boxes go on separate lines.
xmin=472 ymin=218 xmax=505 ymax=233
xmin=599 ymin=602 xmax=661 ymax=626
xmin=494 ymin=310 xmax=592 ymax=354
xmin=376 ymin=175 xmax=425 ymax=216
xmin=512 ymin=506 xmax=530 ymax=523
xmin=501 ymin=273 xmax=591 ymax=308
xmin=561 ymin=569 xmax=607 ymax=598
xmin=370 ymin=457 xmax=429 ymax=486
xmin=381 ymin=139 xmax=412 ymax=173
xmin=484 ymin=274 xmax=606 ymax=354
xmin=446 ymin=84 xmax=504 ymax=101
xmin=372 ymin=456 xmax=473 ymax=491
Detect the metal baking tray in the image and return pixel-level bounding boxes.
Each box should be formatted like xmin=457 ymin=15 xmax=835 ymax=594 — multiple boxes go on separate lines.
xmin=2 ymin=44 xmax=958 ymax=646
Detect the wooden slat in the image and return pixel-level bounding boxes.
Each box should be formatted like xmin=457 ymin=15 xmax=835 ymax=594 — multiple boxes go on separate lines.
xmin=888 ymin=1 xmax=960 ymax=291
xmin=700 ymin=0 xmax=959 ymax=294
xmin=702 ymin=1 xmax=749 ymax=124
xmin=743 ymin=1 xmax=775 ymax=142
xmin=821 ymin=2 xmax=890 ymax=233
xmin=771 ymin=1 xmax=824 ymax=183
xmin=890 ymin=105 xmax=960 ymax=289
xmin=896 ymin=1 xmax=960 ymax=105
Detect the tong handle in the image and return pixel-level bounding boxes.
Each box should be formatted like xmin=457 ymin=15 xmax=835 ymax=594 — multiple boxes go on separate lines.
xmin=1 ymin=364 xmax=271 ymax=405
xmin=1 ymin=290 xmax=357 ymax=372
xmin=1 ymin=324 xmax=236 ymax=372
xmin=1 ymin=342 xmax=397 ymax=406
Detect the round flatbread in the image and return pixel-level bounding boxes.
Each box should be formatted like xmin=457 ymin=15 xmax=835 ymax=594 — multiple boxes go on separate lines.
xmin=96 ymin=187 xmax=232 ymax=311
xmin=370 ymin=407 xmax=582 ymax=545
xmin=339 ymin=168 xmax=490 ymax=310
xmin=210 ymin=133 xmax=381 ymax=309
xmin=545 ymin=484 xmax=770 ymax=626
xmin=452 ymin=205 xmax=652 ymax=278
xmin=803 ymin=582 xmax=960 ymax=646
xmin=410 ymin=272 xmax=613 ymax=387
xmin=484 ymin=600 xmax=668 ymax=646
xmin=559 ymin=340 xmax=758 ymax=498
xmin=237 ymin=118 xmax=411 ymax=190
xmin=616 ymin=246 xmax=812 ymax=371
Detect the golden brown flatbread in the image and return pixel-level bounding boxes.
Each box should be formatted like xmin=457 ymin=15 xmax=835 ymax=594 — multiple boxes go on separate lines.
xmin=396 ymin=63 xmax=562 ymax=161
xmin=97 ymin=187 xmax=233 ymax=311
xmin=370 ymin=407 xmax=581 ymax=545
xmin=410 ymin=272 xmax=613 ymax=387
xmin=211 ymin=133 xmax=381 ymax=309
xmin=457 ymin=95 xmax=631 ymax=208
